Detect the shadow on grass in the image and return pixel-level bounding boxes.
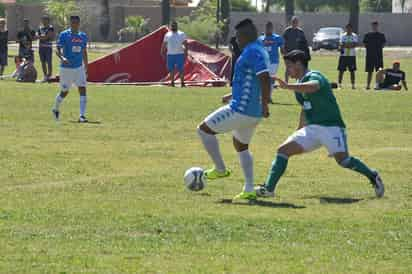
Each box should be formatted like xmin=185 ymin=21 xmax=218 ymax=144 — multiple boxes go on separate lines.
xmin=69 ymin=120 xmax=102 ymax=124
xmin=216 ymin=199 xmax=305 ymax=209
xmin=304 ymin=196 xmax=363 ymax=204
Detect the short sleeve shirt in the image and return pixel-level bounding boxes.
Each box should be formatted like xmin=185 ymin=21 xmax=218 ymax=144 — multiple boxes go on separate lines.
xmin=383 ymin=69 xmax=405 ymax=86
xmin=57 ymin=28 xmax=88 ymax=68
xmin=37 ymin=25 xmax=54 ymax=47
xmin=363 ymin=32 xmax=386 ymax=58
xmin=295 ymin=71 xmax=346 ymax=128
xmin=340 ymin=33 xmax=358 ymax=57
xmin=258 ymin=33 xmax=284 ymax=64
xmin=230 ymin=40 xmax=270 ymax=118
xmin=163 ymin=31 xmax=187 ymax=55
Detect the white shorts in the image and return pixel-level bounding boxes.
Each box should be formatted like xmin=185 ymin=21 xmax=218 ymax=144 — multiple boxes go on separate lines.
xmin=204 ymin=105 xmax=261 ymax=144
xmin=268 ymin=63 xmax=279 ymax=77
xmin=285 ymin=125 xmax=348 ymax=156
xmin=60 ymin=66 xmax=87 ymax=91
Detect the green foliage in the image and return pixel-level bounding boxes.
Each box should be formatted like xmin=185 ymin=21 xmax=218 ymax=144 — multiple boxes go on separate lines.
xmin=0 ymin=4 xmax=5 ymax=17
xmin=45 ymin=0 xmax=79 ymax=30
xmin=361 ymin=0 xmax=392 ymax=12
xmin=177 ymin=0 xmax=223 ymax=44
xmin=231 ymin=0 xmax=257 ymax=11
xmin=118 ymin=16 xmax=150 ymax=41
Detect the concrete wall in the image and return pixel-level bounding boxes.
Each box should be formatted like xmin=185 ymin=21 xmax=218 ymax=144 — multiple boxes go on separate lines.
xmin=4 ymin=4 xmax=193 ymax=42
xmin=230 ymin=12 xmax=412 ymax=46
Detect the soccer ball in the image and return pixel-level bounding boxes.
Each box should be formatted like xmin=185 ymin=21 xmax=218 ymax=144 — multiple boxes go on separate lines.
xmin=184 ymin=167 xmax=206 ymax=191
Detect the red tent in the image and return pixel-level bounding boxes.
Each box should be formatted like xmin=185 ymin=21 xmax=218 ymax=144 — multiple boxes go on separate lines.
xmin=87 ymin=26 xmax=230 ymax=87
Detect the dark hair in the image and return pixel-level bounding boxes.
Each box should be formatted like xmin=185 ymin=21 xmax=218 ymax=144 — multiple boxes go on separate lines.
xmin=283 ymin=50 xmax=309 ymax=68
xmin=346 ymin=23 xmax=352 ymax=28
xmin=372 ymin=21 xmax=378 ymax=25
xmin=70 ymin=15 xmax=80 ymax=21
xmin=235 ymin=18 xmax=258 ymax=40
xmin=266 ymin=21 xmax=273 ymax=27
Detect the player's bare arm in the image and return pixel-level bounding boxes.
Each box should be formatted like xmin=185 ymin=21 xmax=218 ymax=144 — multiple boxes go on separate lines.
xmin=183 ymin=40 xmax=188 ymax=58
xmin=160 ymin=42 xmax=167 ymax=58
xmin=273 ymin=76 xmax=320 ymax=94
xmin=56 ymin=47 xmax=69 ymax=64
xmin=297 ymin=108 xmax=306 ymax=129
xmin=258 ymin=72 xmax=271 ymax=118
xmin=402 ymin=80 xmax=408 ymax=91
xmin=83 ymin=47 xmax=88 ymax=74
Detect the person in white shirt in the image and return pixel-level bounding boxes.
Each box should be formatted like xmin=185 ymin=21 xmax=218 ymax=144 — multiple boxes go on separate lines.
xmin=161 ymin=21 xmax=188 ymax=87
xmin=337 ymin=23 xmax=358 ymax=89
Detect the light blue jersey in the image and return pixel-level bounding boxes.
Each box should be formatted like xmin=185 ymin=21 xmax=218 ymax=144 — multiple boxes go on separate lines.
xmin=258 ymin=33 xmax=284 ymax=64
xmin=57 ymin=29 xmax=88 ymax=69
xmin=230 ymin=40 xmax=270 ymax=118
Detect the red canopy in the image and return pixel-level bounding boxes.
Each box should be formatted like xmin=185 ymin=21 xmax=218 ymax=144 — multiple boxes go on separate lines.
xmin=87 ymin=26 xmax=230 ymax=87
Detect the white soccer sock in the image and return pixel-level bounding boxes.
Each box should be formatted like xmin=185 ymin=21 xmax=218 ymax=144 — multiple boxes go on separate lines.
xmin=80 ymin=95 xmax=87 ymax=117
xmin=53 ymin=93 xmax=64 ymax=111
xmin=238 ymin=150 xmax=254 ymax=192
xmin=197 ymin=128 xmax=226 ymax=172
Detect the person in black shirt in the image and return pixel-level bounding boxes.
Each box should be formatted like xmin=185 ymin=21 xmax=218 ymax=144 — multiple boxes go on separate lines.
xmin=363 ymin=21 xmax=386 ymax=90
xmin=282 ymin=16 xmax=310 ymax=82
xmin=375 ymin=61 xmax=408 ymax=91
xmin=229 ymin=35 xmax=241 ymax=85
xmin=0 ymin=18 xmax=8 ymax=77
xmin=37 ymin=15 xmax=55 ymax=81
xmin=17 ymin=19 xmax=36 ymax=59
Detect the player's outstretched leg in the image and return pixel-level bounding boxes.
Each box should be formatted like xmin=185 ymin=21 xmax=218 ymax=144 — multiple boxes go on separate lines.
xmin=78 ymin=87 xmax=88 ymax=123
xmin=335 ymin=153 xmax=384 ymax=198
xmin=52 ymin=91 xmax=68 ymax=121
xmin=233 ymin=137 xmax=256 ymax=201
xmin=197 ymin=123 xmax=231 ymax=180
xmin=256 ymin=141 xmax=304 ymax=198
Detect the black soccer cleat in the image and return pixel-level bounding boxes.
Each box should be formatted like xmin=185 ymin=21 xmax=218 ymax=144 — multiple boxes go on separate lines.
xmin=370 ymin=171 xmax=385 ymax=198
xmin=52 ymin=109 xmax=60 ymax=121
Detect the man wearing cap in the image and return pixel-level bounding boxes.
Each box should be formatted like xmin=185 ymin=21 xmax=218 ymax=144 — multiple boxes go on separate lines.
xmin=17 ymin=19 xmax=36 ymax=59
xmin=375 ymin=61 xmax=408 ymax=91
xmin=37 ymin=15 xmax=55 ymax=82
xmin=363 ymin=21 xmax=386 ymax=90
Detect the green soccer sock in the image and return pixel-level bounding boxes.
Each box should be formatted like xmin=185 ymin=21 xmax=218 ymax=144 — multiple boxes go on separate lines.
xmin=265 ymin=154 xmax=289 ymax=192
xmin=341 ymin=157 xmax=375 ymax=179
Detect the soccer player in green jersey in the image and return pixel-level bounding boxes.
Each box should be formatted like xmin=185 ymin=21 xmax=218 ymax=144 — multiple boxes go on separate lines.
xmin=255 ymin=50 xmax=384 ymax=198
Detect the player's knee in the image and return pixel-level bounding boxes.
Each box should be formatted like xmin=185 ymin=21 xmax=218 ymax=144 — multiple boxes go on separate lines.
xmin=60 ymin=91 xmax=68 ymax=98
xmin=337 ymin=156 xmax=351 ymax=168
xmin=197 ymin=123 xmax=215 ymax=136
xmin=233 ymin=137 xmax=248 ymax=152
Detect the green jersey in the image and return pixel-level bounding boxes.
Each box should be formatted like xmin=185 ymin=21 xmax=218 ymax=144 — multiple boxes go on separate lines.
xmin=295 ymin=71 xmax=346 ymax=128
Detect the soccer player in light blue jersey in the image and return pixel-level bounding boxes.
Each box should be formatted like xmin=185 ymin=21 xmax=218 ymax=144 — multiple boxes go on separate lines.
xmin=197 ymin=19 xmax=271 ymax=201
xmin=259 ymin=21 xmax=284 ymax=103
xmin=52 ymin=15 xmax=89 ymax=123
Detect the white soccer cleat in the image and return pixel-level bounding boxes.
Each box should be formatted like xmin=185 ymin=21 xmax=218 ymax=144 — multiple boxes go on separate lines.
xmin=254 ymin=184 xmax=275 ymax=198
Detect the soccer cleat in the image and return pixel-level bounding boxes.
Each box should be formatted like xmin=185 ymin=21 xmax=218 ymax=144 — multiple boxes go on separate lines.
xmin=369 ymin=171 xmax=384 ymax=198
xmin=233 ymin=191 xmax=257 ymax=201
xmin=255 ymin=184 xmax=275 ymax=198
xmin=78 ymin=116 xmax=88 ymax=123
xmin=52 ymin=109 xmax=60 ymax=121
xmin=204 ymin=168 xmax=232 ymax=180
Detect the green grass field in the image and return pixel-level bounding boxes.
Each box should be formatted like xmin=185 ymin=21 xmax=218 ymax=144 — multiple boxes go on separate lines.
xmin=0 ymin=51 xmax=411 ymax=273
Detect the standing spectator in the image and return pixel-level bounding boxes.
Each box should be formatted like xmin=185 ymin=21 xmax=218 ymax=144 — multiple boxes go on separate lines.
xmin=0 ymin=18 xmax=8 ymax=78
xmin=259 ymin=21 xmax=284 ymax=103
xmin=161 ymin=21 xmax=188 ymax=87
xmin=229 ymin=35 xmax=241 ymax=86
xmin=282 ymin=16 xmax=310 ymax=82
xmin=364 ymin=21 xmax=386 ymax=90
xmin=37 ymin=15 xmax=55 ymax=82
xmin=338 ymin=24 xmax=358 ymax=90
xmin=17 ymin=19 xmax=36 ymax=59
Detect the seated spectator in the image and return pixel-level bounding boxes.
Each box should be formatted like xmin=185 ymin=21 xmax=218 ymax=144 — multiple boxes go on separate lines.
xmin=13 ymin=55 xmax=37 ymax=83
xmin=375 ymin=61 xmax=408 ymax=91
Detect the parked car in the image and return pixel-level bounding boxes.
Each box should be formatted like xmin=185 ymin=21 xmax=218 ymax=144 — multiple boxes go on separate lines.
xmin=312 ymin=27 xmax=344 ymax=51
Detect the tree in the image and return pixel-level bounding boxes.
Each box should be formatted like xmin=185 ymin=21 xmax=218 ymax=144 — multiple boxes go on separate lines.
xmin=99 ymin=0 xmax=111 ymax=41
xmin=0 ymin=4 xmax=4 ymax=17
xmin=285 ymin=0 xmax=294 ymax=25
xmin=361 ymin=0 xmax=392 ymax=12
xmin=162 ymin=0 xmax=170 ymax=25
xmin=46 ymin=0 xmax=79 ymax=32
xmin=231 ymin=0 xmax=256 ymax=12
xmin=349 ymin=0 xmax=359 ymax=33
